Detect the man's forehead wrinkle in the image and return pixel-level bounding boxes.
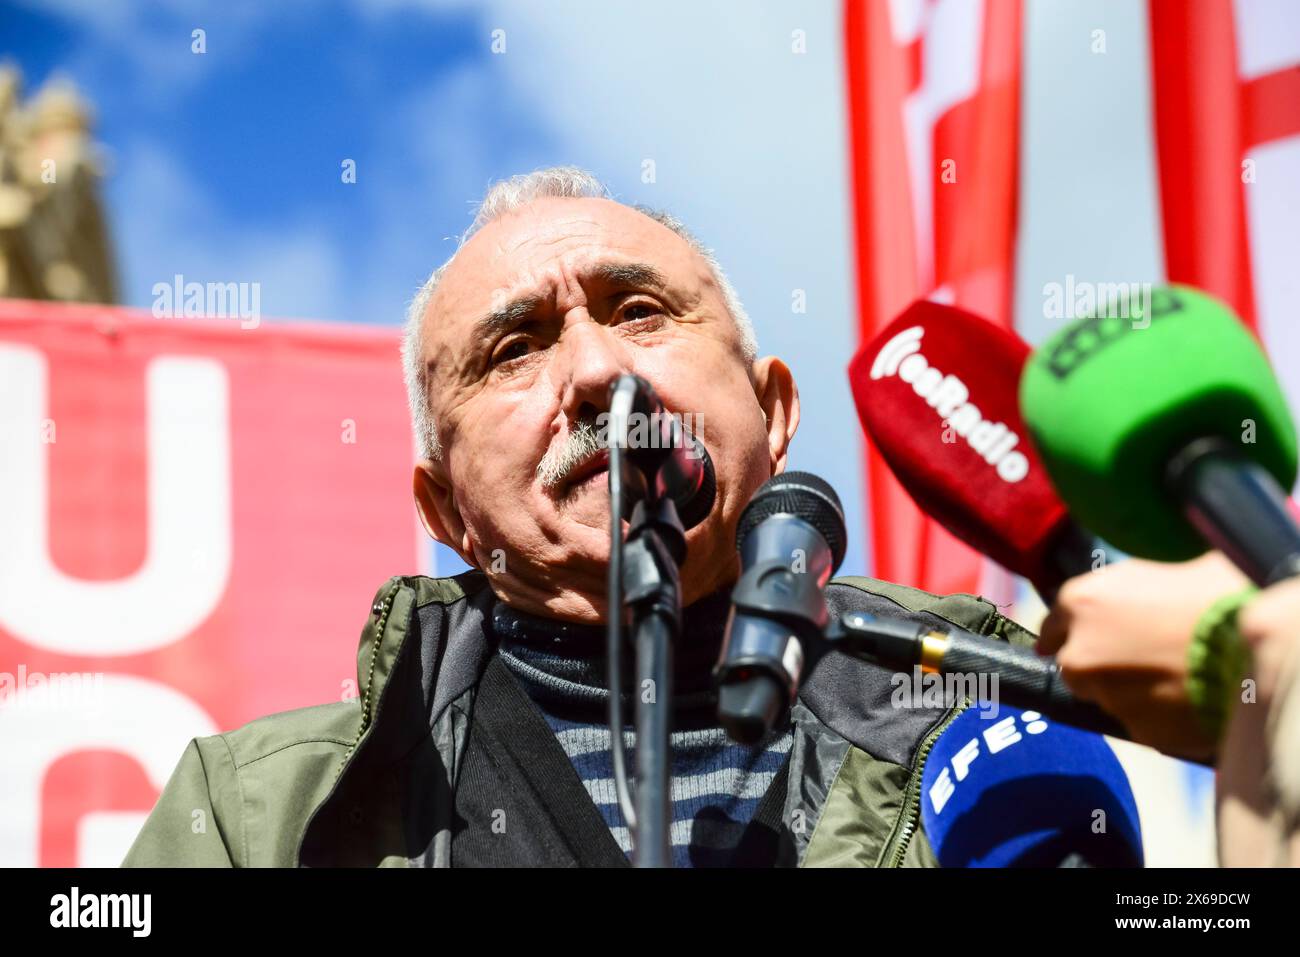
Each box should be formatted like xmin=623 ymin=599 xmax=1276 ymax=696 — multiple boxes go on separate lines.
xmin=501 ymin=217 xmax=606 ymax=256
xmin=475 ymin=197 xmax=680 ymax=260
xmin=480 ymin=255 xmax=679 ymax=320
xmin=507 ymin=259 xmax=672 ymax=297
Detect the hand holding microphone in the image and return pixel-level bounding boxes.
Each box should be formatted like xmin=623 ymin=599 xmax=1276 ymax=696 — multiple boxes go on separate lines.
xmin=1019 ymin=284 xmax=1300 ymax=756
xmin=848 ymin=301 xmax=1202 ymax=752
xmin=1039 ymin=551 xmax=1249 ymax=761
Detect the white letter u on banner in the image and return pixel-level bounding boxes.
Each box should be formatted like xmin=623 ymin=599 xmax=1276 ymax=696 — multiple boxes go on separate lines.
xmin=0 ymin=345 xmax=232 ymax=656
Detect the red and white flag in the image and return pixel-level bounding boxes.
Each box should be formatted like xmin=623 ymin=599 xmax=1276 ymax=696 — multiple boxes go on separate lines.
xmin=1149 ymin=0 xmax=1300 ymax=409
xmin=843 ymin=0 xmax=1023 ymax=594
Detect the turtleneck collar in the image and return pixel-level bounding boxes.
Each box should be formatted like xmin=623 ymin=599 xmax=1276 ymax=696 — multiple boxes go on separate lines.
xmin=490 ymin=588 xmax=735 ymax=723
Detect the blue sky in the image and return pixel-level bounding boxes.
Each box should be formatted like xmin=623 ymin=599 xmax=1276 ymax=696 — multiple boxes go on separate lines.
xmin=5 ymin=0 xmax=867 ymax=577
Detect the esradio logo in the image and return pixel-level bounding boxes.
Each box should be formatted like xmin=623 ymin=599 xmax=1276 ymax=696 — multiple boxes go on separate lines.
xmin=869 ymin=325 xmax=1029 ymax=484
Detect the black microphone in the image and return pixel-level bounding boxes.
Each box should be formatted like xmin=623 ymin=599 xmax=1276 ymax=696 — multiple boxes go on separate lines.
xmin=606 ymin=374 xmax=716 ymax=530
xmin=832 ymin=612 xmax=1132 ymax=740
xmin=714 ymin=472 xmax=1149 ymax=753
xmin=714 ymin=472 xmax=847 ymax=744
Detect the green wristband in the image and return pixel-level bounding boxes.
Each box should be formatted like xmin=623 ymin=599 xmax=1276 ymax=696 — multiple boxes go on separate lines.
xmin=1186 ymin=586 xmax=1257 ymax=741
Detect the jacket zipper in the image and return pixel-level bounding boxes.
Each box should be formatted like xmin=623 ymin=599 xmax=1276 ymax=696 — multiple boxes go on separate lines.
xmin=884 ymin=698 xmax=968 ymax=867
xmin=295 ymin=580 xmax=408 ymax=864
xmin=340 ymin=580 xmax=401 ymax=776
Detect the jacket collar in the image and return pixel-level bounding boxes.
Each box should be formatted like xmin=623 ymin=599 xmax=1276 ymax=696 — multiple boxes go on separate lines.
xmin=297 ymin=572 xmax=494 ymax=865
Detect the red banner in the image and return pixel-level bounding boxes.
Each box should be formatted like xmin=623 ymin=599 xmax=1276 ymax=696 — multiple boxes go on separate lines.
xmin=0 ymin=300 xmax=422 ymax=866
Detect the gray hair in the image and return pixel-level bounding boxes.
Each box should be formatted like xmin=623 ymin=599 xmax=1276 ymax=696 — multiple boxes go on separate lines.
xmin=401 ymin=166 xmax=758 ymax=461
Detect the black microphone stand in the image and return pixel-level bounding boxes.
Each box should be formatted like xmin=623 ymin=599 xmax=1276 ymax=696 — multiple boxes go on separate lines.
xmin=605 ymin=376 xmax=688 ymax=868
xmin=621 ymin=495 xmax=686 ymax=867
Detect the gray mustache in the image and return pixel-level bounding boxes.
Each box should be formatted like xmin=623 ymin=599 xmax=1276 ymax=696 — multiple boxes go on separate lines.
xmin=536 ymin=419 xmax=604 ymax=490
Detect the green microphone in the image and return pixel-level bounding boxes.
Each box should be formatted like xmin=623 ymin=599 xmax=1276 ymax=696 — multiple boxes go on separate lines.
xmin=1019 ymin=284 xmax=1300 ymax=586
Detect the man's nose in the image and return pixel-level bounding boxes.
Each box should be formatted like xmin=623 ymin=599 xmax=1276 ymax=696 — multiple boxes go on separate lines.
xmin=554 ymin=320 xmax=634 ymax=417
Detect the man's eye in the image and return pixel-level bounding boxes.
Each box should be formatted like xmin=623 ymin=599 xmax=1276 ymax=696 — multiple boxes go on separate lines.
xmin=492 ymin=338 xmax=536 ymax=366
xmin=620 ymin=301 xmax=664 ymax=323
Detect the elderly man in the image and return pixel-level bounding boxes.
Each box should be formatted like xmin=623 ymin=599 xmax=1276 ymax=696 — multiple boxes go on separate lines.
xmin=124 ymin=167 xmax=1041 ymax=868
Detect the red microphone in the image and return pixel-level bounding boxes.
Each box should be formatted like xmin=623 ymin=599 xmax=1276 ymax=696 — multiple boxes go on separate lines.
xmin=848 ymin=300 xmax=1097 ymax=600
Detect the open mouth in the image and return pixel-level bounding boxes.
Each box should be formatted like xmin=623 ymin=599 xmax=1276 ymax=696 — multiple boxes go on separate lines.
xmin=561 ymin=448 xmax=610 ymax=496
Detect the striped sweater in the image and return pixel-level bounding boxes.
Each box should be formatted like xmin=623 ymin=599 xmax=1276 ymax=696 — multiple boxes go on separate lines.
xmin=493 ymin=594 xmax=793 ymax=868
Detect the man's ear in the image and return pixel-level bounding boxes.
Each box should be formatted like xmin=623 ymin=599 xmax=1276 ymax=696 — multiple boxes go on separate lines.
xmin=413 ymin=460 xmax=478 ymax=568
xmin=752 ymin=356 xmax=799 ymax=475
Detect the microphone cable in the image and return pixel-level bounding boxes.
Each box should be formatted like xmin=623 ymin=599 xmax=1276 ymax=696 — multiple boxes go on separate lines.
xmin=605 ymin=376 xmax=639 ymax=839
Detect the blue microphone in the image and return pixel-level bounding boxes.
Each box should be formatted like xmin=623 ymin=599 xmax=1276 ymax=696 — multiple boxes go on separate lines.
xmin=921 ymin=705 xmax=1143 ymax=867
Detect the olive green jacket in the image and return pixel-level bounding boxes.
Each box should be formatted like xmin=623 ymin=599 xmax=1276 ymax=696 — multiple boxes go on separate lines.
xmin=122 ymin=571 xmax=1035 ymax=867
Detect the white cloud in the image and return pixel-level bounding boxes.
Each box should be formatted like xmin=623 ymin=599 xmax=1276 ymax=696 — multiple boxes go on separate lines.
xmin=107 ymin=139 xmax=347 ymax=322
